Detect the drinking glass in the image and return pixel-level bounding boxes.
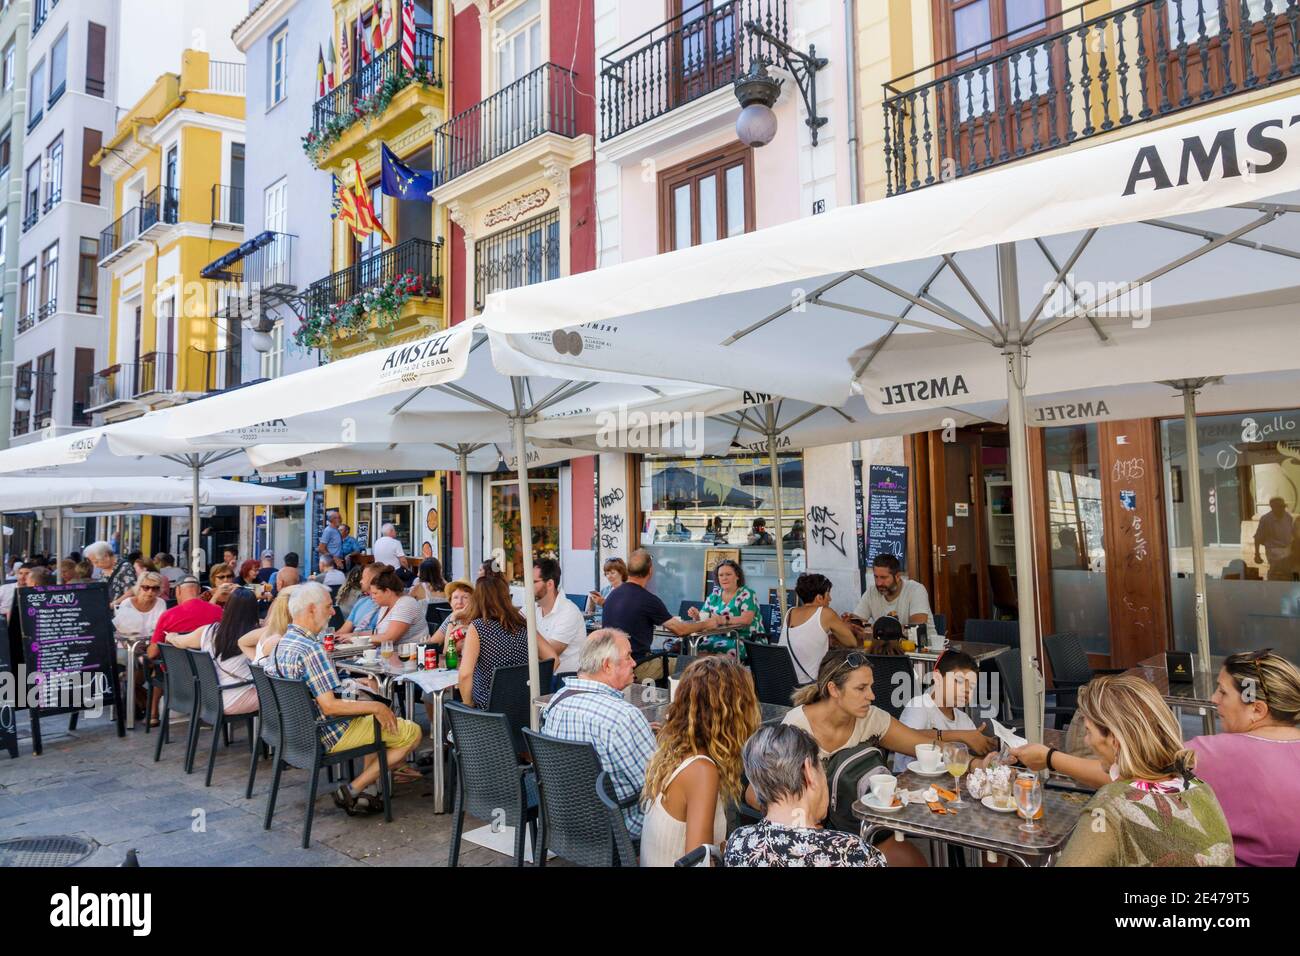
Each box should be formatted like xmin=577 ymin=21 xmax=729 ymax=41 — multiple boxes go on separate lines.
xmin=991 ymin=771 xmax=1012 ymax=810
xmin=943 ymin=742 xmax=969 ymax=806
xmin=1015 ymin=771 xmax=1043 ymax=833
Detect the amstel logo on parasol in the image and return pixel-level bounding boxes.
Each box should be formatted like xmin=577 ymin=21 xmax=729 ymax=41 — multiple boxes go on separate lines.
xmin=377 ymin=329 xmax=464 ymax=384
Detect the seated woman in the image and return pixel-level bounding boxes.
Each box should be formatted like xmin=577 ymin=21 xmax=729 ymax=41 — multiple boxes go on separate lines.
xmin=457 ymin=574 xmax=529 ymax=709
xmin=370 ymin=568 xmax=430 ymax=648
xmin=237 ymin=559 xmax=262 ymax=593
xmin=430 ymin=579 xmax=474 ymax=657
xmin=585 ymin=557 xmax=627 ymax=616
xmin=409 ymin=557 xmax=447 ymax=604
xmin=640 ymin=657 xmax=761 ymax=867
xmin=1057 ymin=674 xmax=1233 ymax=866
xmin=335 ymin=565 xmax=366 ymax=617
xmin=892 ymin=650 xmax=980 ymax=773
xmin=237 ymin=586 xmax=295 ymax=664
xmin=166 ymin=588 xmax=260 ymax=714
xmin=1019 ymin=653 xmax=1298 ymax=867
xmin=684 ymin=559 xmax=765 ymax=659
xmin=780 ymin=573 xmax=859 ymax=685
xmin=726 ymin=724 xmax=886 ymax=867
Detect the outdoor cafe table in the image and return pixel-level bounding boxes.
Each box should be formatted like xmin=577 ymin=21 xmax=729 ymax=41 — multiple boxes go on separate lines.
xmin=852 ymin=765 xmax=1089 ymax=867
xmin=1126 ymin=653 xmax=1222 ymax=736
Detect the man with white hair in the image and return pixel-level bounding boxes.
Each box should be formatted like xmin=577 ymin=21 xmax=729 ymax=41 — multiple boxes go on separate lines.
xmin=85 ymin=540 xmax=136 ymax=604
xmin=370 ymin=522 xmax=407 ymax=571
xmin=540 ymin=628 xmax=655 ymax=837
xmin=318 ymin=511 xmax=343 ymax=561
xmin=262 ymin=581 xmax=421 ymax=816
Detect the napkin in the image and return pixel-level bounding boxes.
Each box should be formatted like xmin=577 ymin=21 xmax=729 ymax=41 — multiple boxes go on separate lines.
xmin=991 ymin=718 xmax=1028 ymax=751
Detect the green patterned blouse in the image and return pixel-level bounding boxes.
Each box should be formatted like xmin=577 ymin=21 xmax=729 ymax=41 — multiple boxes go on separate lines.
xmin=1058 ymin=777 xmax=1235 ymax=867
xmin=695 ymin=585 xmax=765 ymax=659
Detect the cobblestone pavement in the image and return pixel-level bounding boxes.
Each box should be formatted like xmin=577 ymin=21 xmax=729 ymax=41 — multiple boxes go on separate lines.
xmin=0 ymin=710 xmax=517 ymax=867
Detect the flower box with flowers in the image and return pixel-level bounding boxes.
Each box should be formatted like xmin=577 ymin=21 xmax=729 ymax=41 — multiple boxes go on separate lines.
xmin=301 ymin=67 xmax=443 ymax=168
xmin=293 ymin=269 xmax=437 ymax=351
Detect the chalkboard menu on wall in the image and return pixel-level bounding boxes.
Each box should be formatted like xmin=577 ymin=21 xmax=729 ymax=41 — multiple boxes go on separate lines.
xmin=17 ymin=581 xmax=123 ymax=754
xmin=865 ymin=465 xmax=909 ymax=569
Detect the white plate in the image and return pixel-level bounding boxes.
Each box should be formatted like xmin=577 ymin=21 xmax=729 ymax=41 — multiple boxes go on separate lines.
xmin=862 ymin=793 xmax=904 ymax=812
xmin=906 ymin=760 xmax=950 ymax=777
xmin=981 ymin=795 xmax=1016 ymax=814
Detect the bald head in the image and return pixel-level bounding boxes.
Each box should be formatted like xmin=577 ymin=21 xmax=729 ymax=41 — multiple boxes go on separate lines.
xmin=276 ymin=566 xmax=300 ymax=591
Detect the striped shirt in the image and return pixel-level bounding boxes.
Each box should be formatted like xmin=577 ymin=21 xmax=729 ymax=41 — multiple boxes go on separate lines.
xmin=541 ymin=678 xmax=655 ymax=837
xmin=261 ymin=624 xmax=349 ymax=749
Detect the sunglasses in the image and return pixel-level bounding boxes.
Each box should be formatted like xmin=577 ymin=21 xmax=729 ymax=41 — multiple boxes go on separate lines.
xmin=821 ymin=651 xmax=872 ymax=691
xmin=138 ymin=585 xmax=161 ymax=592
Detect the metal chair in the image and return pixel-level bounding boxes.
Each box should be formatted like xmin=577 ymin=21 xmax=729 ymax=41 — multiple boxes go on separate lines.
xmin=866 ymin=653 xmax=914 ymax=719
xmin=743 ymin=640 xmax=801 ymax=707
xmin=445 ymin=702 xmax=539 ymax=866
xmin=153 ymin=644 xmax=199 ymax=770
xmin=523 ymin=728 xmax=638 ymax=867
xmin=963 ymin=618 xmax=1020 ymax=647
xmin=486 ymin=661 xmax=555 ymax=756
xmin=992 ymin=648 xmax=1074 ymax=729
xmin=189 ymin=649 xmax=257 ymax=787
xmin=246 ymin=664 xmax=282 ymax=799
xmin=262 ymin=675 xmax=392 ymax=848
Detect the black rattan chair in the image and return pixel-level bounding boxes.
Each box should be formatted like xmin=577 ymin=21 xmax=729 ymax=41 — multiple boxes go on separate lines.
xmin=246 ymin=664 xmax=281 ymax=799
xmin=486 ymin=661 xmax=554 ymax=755
xmin=523 ymin=728 xmax=637 ymax=867
xmin=445 ymin=702 xmax=539 ymax=866
xmin=262 ymin=675 xmax=392 ymax=848
xmin=744 ymin=640 xmax=801 ymax=707
xmin=992 ymin=647 xmax=1073 ymax=729
xmin=189 ymin=650 xmax=257 ymax=787
xmin=1042 ymin=631 xmax=1124 ymax=727
xmin=964 ymin=618 xmax=1020 ymax=647
xmin=153 ymin=643 xmax=199 ymax=770
xmin=866 ymin=653 xmax=914 ymax=719
xmin=595 ymin=770 xmax=640 ymax=867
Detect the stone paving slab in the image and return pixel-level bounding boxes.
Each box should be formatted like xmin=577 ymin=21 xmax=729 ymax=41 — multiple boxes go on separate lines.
xmin=0 ymin=710 xmax=523 ymax=867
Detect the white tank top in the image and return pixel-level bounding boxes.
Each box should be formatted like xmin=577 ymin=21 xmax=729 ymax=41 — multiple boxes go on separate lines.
xmin=782 ymin=608 xmax=830 ymax=684
xmin=639 ymin=755 xmax=727 ymax=868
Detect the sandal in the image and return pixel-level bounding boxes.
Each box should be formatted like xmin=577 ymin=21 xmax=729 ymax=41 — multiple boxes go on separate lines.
xmin=392 ymin=766 xmax=423 ymax=784
xmin=333 ymin=784 xmax=358 ymax=815
xmin=352 ymin=792 xmax=385 ymax=815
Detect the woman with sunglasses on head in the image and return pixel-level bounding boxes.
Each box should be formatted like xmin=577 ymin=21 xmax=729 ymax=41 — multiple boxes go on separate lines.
xmin=1016 ymin=651 xmax=1300 ymax=866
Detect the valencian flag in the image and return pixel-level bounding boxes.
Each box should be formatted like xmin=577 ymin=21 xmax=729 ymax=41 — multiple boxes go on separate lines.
xmin=337 ymin=159 xmax=391 ymax=243
xmin=316 ymin=45 xmax=326 ymax=98
xmin=381 ymin=143 xmax=434 ymax=201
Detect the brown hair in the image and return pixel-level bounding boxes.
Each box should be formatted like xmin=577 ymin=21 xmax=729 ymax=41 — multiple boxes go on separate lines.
xmin=1075 ymin=674 xmax=1196 ymax=782
xmin=369 ymin=569 xmax=405 ymax=595
xmin=1222 ymin=650 xmax=1300 ymax=724
xmin=602 ymin=557 xmax=628 ymax=583
xmin=643 ymin=656 xmax=760 ymax=807
xmin=470 ymin=574 xmax=526 ymax=632
xmin=792 ymin=647 xmax=872 ymax=707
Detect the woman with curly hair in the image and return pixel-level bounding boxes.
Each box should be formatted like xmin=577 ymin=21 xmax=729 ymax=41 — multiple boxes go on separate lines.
xmin=638 ymin=656 xmax=761 ymax=866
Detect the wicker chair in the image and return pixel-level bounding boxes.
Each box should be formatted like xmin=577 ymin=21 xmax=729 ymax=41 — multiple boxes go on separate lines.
xmin=1042 ymin=631 xmax=1124 ymax=728
xmin=523 ymin=729 xmax=638 ymax=867
xmin=262 ymin=675 xmax=392 ymax=848
xmin=245 ymin=664 xmax=281 ymax=799
xmin=445 ymin=702 xmax=539 ymax=866
xmin=486 ymin=661 xmax=554 ymax=755
xmin=153 ymin=643 xmax=199 ymax=770
xmin=744 ymin=640 xmax=801 ymax=707
xmin=963 ymin=618 xmax=1020 ymax=647
xmin=866 ymin=653 xmax=914 ymax=719
xmin=189 ymin=649 xmax=257 ymax=787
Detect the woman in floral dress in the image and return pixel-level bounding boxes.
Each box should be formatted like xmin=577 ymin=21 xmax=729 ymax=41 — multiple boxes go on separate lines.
xmin=686 ymin=559 xmax=766 ymax=660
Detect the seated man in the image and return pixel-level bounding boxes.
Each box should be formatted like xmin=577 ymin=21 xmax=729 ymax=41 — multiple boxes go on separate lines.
xmin=531 ymin=557 xmax=588 ymax=686
xmin=847 ymin=553 xmax=934 ymax=637
xmin=599 ymin=549 xmax=695 ymax=680
xmin=274 ymin=564 xmax=300 ymax=593
xmin=315 ymin=555 xmax=346 ymax=587
xmin=541 ymin=628 xmax=655 ymax=838
xmin=261 ymin=581 xmax=422 ymax=814
xmin=148 ymin=574 xmax=224 ymax=726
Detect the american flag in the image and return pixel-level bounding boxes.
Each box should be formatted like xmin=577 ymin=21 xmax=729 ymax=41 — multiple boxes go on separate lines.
xmin=400 ymin=0 xmax=416 ymax=71
xmin=339 ymin=23 xmax=350 ymax=77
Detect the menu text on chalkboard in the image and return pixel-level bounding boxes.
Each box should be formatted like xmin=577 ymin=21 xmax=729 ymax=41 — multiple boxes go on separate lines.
xmin=865 ymin=465 xmax=909 ymax=570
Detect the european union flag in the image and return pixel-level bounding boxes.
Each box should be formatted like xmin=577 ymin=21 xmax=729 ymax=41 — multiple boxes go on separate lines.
xmin=380 ymin=143 xmax=435 ymax=201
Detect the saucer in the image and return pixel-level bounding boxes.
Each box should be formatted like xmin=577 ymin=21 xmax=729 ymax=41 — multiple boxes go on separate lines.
xmin=981 ymin=795 xmax=1016 ymax=814
xmin=906 ymin=760 xmax=949 ymax=777
xmin=863 ymin=793 xmax=904 ymax=812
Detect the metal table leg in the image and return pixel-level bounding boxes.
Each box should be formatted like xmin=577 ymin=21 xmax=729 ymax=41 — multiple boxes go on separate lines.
xmin=123 ymin=645 xmax=136 ymax=731
xmin=432 ymin=686 xmax=447 ymax=813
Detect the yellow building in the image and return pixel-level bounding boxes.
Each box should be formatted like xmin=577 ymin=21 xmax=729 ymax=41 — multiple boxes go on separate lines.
xmin=301 ymin=0 xmax=450 ymax=362
xmin=89 ymin=49 xmax=247 ymax=424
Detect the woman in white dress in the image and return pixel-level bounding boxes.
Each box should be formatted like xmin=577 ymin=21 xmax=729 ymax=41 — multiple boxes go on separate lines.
xmin=639 ymin=656 xmax=761 ymax=866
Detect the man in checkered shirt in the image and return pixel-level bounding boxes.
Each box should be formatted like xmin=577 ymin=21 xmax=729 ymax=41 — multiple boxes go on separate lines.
xmin=541 ymin=628 xmax=656 ymax=837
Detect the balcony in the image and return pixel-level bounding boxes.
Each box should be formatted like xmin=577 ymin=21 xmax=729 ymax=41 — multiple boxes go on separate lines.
xmin=38 ymin=299 xmax=56 ymax=320
xmin=140 ymin=185 xmax=180 ymax=237
xmin=600 ymin=0 xmax=788 ymax=142
xmin=475 ymin=209 xmax=560 ymax=311
xmin=883 ymin=0 xmax=1300 ymax=196
xmin=206 ymin=60 xmax=245 ymax=96
xmin=306 ymin=28 xmax=444 ymax=168
xmin=207 ymin=232 xmax=296 ymax=321
xmin=195 ymin=348 xmax=241 ymax=394
xmin=42 ymin=189 xmax=61 ymax=214
xmin=303 ymin=237 xmax=443 ymax=351
xmin=21 ymin=208 xmax=38 ymax=233
xmin=434 ymin=63 xmax=579 ymax=185
xmin=17 ymin=311 xmax=36 ymax=335
xmin=211 ymin=184 xmax=244 ymax=226
xmin=86 ymin=352 xmax=176 ymax=412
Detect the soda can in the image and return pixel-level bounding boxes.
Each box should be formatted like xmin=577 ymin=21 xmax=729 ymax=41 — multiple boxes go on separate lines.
xmin=424 ymin=648 xmax=437 ymax=670
xmin=324 ymin=633 xmax=335 ymax=653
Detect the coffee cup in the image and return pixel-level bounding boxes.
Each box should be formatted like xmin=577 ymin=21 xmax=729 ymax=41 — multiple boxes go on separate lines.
xmin=927 ymin=631 xmax=949 ymax=651
xmin=362 ymin=648 xmax=379 ymax=662
xmin=869 ymin=774 xmax=898 ymax=805
xmin=915 ymin=743 xmax=943 ymax=772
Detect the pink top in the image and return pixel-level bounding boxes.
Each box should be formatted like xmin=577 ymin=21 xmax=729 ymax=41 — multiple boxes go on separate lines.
xmin=1187 ymin=733 xmax=1300 ymax=867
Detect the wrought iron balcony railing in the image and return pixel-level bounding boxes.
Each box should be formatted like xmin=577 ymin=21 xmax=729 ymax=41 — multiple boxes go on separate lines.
xmin=310 ymin=28 xmax=444 ymax=141
xmin=140 ymin=185 xmax=180 ymax=233
xmin=435 ymin=63 xmax=578 ymax=184
xmin=474 ymin=209 xmax=560 ymax=312
xmin=883 ymin=0 xmax=1300 ymax=196
xmin=21 ymin=208 xmax=38 ymax=232
xmin=99 ymin=205 xmax=140 ymax=261
xmin=600 ymin=0 xmax=788 ymax=141
xmin=88 ymin=352 xmax=177 ymax=408
xmin=306 ymin=237 xmax=442 ymax=320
